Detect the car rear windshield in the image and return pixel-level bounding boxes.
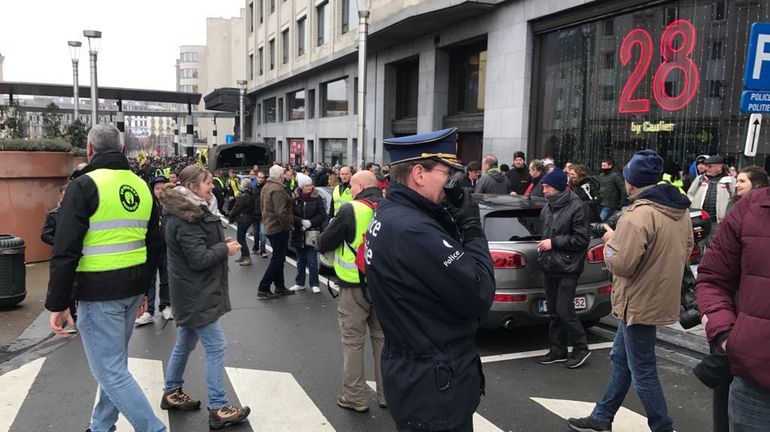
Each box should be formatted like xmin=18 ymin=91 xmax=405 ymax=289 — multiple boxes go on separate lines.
xmin=483 ymin=209 xmax=543 ymax=242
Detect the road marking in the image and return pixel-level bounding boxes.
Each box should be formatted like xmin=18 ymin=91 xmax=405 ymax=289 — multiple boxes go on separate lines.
xmin=0 ymin=357 xmax=45 ymax=432
xmin=110 ymin=358 xmax=169 ymax=431
xmin=532 ymin=397 xmax=662 ymax=432
xmin=480 ymin=341 xmax=613 ymax=364
xmin=227 ymin=367 xmax=335 ymax=432
xmin=367 ymin=381 xmax=503 ymax=432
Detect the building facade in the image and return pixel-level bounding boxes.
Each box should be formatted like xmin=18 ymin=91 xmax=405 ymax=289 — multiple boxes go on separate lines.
xmin=243 ymin=0 xmax=770 ymax=171
xmin=177 ymin=9 xmax=248 ymax=148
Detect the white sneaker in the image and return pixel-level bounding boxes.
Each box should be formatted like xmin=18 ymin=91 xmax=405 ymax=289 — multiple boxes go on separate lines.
xmin=289 ymin=284 xmax=306 ymax=291
xmin=161 ymin=308 xmax=174 ymax=320
xmin=311 ymin=286 xmax=321 ymax=294
xmin=135 ymin=312 xmax=154 ymax=326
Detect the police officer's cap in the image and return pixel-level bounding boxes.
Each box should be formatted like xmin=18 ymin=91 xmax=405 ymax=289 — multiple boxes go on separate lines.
xmin=150 ymin=175 xmax=170 ymax=187
xmin=383 ymin=128 xmax=464 ymax=170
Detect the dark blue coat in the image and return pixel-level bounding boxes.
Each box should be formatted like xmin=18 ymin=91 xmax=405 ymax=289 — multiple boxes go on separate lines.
xmin=365 ymin=183 xmax=495 ymax=431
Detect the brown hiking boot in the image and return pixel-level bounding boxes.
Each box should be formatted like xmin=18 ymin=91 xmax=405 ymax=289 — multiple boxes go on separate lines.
xmin=160 ymin=387 xmax=201 ymax=411
xmin=209 ymin=405 xmax=251 ymax=429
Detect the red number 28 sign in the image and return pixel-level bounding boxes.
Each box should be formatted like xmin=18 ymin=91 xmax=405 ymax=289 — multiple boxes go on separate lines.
xmin=619 ymin=19 xmax=700 ymax=113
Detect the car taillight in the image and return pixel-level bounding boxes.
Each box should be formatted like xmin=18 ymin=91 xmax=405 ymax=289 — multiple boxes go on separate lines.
xmin=586 ymin=244 xmax=605 ymax=263
xmin=494 ymin=294 xmax=528 ymax=303
xmin=490 ymin=250 xmax=526 ymax=269
xmin=598 ymin=285 xmax=612 ymax=295
xmin=701 ymin=210 xmax=710 ymax=220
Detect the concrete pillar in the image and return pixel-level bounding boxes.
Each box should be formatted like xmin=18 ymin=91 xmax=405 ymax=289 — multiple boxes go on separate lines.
xmin=417 ymin=49 xmax=449 ymax=133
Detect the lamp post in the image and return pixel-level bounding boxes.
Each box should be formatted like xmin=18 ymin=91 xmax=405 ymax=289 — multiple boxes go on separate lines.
xmin=67 ymin=41 xmax=81 ymax=121
xmin=356 ymin=0 xmax=370 ymax=170
xmin=83 ymin=30 xmax=102 ymax=127
xmin=237 ymin=80 xmax=247 ymax=141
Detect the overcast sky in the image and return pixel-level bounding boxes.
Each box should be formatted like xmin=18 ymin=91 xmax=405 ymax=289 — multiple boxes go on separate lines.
xmin=0 ymin=0 xmax=243 ymax=91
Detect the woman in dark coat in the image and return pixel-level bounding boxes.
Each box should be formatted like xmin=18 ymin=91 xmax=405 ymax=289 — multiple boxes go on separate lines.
xmin=289 ymin=173 xmax=327 ymax=293
xmin=159 ymin=165 xmax=251 ymax=429
xmin=228 ymin=178 xmax=256 ymax=266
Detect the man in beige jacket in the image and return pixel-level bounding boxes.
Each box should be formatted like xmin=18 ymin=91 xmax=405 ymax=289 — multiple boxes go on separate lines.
xmin=257 ymin=164 xmax=295 ymax=299
xmin=568 ymin=150 xmax=693 ymax=432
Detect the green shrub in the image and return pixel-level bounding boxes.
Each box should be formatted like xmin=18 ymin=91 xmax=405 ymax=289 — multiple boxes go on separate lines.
xmin=0 ymin=138 xmax=73 ymax=152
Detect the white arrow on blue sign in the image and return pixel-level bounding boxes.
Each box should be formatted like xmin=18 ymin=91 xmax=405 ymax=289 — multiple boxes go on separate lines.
xmin=743 ymin=22 xmax=770 ymax=91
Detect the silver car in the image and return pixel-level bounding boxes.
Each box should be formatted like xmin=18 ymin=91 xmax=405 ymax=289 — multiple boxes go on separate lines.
xmin=477 ymin=194 xmax=612 ymax=330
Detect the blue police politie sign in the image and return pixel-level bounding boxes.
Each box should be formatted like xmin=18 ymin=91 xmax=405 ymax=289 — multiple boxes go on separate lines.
xmin=741 ymin=22 xmax=770 ymax=113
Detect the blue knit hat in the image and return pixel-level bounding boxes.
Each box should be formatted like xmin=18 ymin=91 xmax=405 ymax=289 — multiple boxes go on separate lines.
xmin=541 ymin=167 xmax=568 ymax=192
xmin=623 ymin=149 xmax=664 ymax=188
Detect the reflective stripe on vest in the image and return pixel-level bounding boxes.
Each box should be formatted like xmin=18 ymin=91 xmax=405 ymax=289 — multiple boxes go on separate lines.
xmin=77 ymin=168 xmax=153 ymax=272
xmin=332 ymin=184 xmax=353 ymax=215
xmin=333 ymin=200 xmax=374 ymax=284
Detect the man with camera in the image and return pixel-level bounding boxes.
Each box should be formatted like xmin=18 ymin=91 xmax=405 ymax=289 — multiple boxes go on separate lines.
xmin=568 ymin=150 xmax=693 ymax=432
xmin=366 ymin=128 xmax=495 ymax=432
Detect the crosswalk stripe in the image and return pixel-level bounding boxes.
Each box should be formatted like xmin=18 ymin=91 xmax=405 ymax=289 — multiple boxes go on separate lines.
xmin=366 ymin=381 xmax=504 ymax=432
xmin=0 ymin=357 xmax=46 ymax=432
xmin=480 ymin=341 xmax=614 ymax=364
xmin=227 ymin=367 xmax=336 ymax=432
xmin=531 ymin=397 xmax=665 ymax=432
xmin=102 ymin=358 xmax=169 ymax=431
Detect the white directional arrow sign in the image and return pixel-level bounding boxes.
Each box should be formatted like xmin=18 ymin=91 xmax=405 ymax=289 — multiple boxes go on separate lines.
xmin=531 ymin=397 xmax=678 ymax=432
xmin=745 ymin=113 xmax=762 ymax=157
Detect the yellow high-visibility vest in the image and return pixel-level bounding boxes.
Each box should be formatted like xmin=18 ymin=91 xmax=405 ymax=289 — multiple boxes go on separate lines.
xmin=76 ymin=169 xmax=153 ymax=272
xmin=333 ymin=200 xmax=374 ymax=284
xmin=332 ymin=184 xmax=353 ymax=216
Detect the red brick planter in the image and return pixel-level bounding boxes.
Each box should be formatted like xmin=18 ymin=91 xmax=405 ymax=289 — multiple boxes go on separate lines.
xmin=0 ymin=152 xmax=81 ymax=262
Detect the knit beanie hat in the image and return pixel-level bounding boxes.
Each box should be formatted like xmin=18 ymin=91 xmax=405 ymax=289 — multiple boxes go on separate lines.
xmin=623 ymin=149 xmax=664 ymax=188
xmin=541 ymin=167 xmax=568 ymax=192
xmin=297 ymin=173 xmax=313 ymax=189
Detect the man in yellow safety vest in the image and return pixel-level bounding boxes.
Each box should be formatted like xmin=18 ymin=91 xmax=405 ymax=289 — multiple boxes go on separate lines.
xmin=46 ymin=124 xmax=165 ymax=432
xmin=329 ymin=165 xmax=353 ymax=219
xmin=317 ymin=170 xmax=385 ymax=413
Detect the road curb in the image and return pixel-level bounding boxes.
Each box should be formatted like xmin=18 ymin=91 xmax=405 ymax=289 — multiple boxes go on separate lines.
xmin=0 ymin=309 xmax=56 ymax=366
xmin=599 ymin=316 xmax=710 ymax=355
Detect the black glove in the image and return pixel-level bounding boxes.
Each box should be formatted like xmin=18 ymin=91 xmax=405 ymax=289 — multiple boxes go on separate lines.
xmin=448 ymin=188 xmax=484 ymax=241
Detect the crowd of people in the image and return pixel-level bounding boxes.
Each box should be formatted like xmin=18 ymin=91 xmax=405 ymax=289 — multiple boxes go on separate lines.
xmin=42 ymin=122 xmax=770 ymax=432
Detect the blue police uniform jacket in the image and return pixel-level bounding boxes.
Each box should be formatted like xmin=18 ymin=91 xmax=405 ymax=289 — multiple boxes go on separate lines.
xmin=365 ymin=182 xmax=496 ymax=431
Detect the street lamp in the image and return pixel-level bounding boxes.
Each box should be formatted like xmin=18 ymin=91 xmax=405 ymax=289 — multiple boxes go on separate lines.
xmin=67 ymin=41 xmax=81 ymax=121
xmin=83 ymin=30 xmax=102 ymax=127
xmin=237 ymin=80 xmax=248 ymax=142
xmin=356 ymin=0 xmax=370 ymax=169
xmin=355 ymin=0 xmax=371 ymax=169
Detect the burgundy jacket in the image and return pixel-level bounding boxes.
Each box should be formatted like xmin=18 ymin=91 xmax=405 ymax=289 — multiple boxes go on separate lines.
xmin=696 ymin=187 xmax=770 ymax=390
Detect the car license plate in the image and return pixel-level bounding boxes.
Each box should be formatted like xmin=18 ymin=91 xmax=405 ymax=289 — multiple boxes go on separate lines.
xmin=538 ymin=296 xmax=587 ymax=313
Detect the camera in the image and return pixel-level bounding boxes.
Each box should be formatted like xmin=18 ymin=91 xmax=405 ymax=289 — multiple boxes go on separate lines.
xmin=591 ymin=212 xmax=621 ymax=238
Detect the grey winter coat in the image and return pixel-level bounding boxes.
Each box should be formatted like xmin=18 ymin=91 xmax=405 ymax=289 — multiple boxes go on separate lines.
xmin=598 ymin=170 xmax=626 ymax=210
xmin=474 ymin=171 xmax=513 ymax=195
xmin=160 ymin=187 xmax=231 ymax=329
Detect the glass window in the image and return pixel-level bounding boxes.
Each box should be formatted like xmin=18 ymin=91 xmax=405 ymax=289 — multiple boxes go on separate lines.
xmin=264 ymin=97 xmax=276 ymax=123
xmin=317 ymin=1 xmax=330 ymax=46
xmin=180 ymin=52 xmax=199 ymax=63
xmin=249 ymin=53 xmax=254 ymax=80
xmin=282 ymin=29 xmax=289 ymax=64
xmin=270 ymin=0 xmax=275 ymax=14
xmin=297 ymin=17 xmax=306 ymax=56
xmin=308 ymin=89 xmax=316 ymax=119
xmin=341 ymin=0 xmax=357 ymax=34
xmin=532 ymin=1 xmax=770 ymax=172
xmin=259 ymin=0 xmax=264 ymax=23
xmin=321 ymin=77 xmax=348 ymax=117
xmin=448 ymin=41 xmax=487 ymax=115
xmin=278 ymin=98 xmax=284 ymax=122
xmin=257 ymin=103 xmax=262 ymax=124
xmin=603 ymin=52 xmax=615 ymax=69
xmin=249 ymin=1 xmax=254 ymax=32
xmin=288 ymin=90 xmax=305 ymax=121
xmin=258 ymin=47 xmax=264 ymax=75
xmin=269 ymin=39 xmax=275 ymax=70
xmin=603 ymin=19 xmax=614 ymax=36
xmin=395 ymin=59 xmax=419 ymax=119
xmin=483 ymin=210 xmax=543 ymax=241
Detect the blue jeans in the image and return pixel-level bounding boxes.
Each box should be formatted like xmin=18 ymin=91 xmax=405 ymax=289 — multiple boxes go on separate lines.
xmin=295 ymin=246 xmax=319 ymax=287
xmin=591 ymin=322 xmax=673 ymax=432
xmin=77 ymin=295 xmax=166 ymax=432
xmin=236 ymin=222 xmax=251 ymax=259
xmin=729 ymin=377 xmax=770 ymax=431
xmin=599 ymin=207 xmax=615 ymax=222
xmin=251 ymin=220 xmax=266 ymax=254
xmin=164 ymin=320 xmax=229 ymax=409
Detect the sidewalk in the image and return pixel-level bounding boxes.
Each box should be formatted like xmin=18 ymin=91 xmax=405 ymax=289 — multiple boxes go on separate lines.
xmin=600 ymin=315 xmax=709 ymax=355
xmin=0 ymin=262 xmax=49 ymax=349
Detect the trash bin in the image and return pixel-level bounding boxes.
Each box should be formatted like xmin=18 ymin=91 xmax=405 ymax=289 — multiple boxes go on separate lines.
xmin=0 ymin=234 xmax=26 ymax=308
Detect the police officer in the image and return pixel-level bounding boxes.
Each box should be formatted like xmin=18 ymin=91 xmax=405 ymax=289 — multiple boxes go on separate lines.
xmin=46 ymin=124 xmax=165 ymax=432
xmin=366 ymin=128 xmax=496 ymax=432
